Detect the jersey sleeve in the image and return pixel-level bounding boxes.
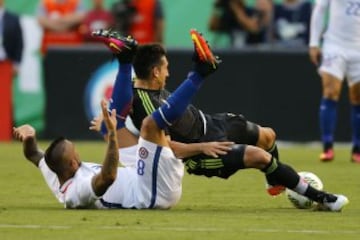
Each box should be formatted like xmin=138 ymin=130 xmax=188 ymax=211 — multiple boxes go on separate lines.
xmin=118 ymin=145 xmax=138 ymax=167
xmin=62 ymin=176 xmax=99 ymax=209
xmin=38 ymin=158 xmax=63 ymax=203
xmin=309 ymin=0 xmax=329 ymax=47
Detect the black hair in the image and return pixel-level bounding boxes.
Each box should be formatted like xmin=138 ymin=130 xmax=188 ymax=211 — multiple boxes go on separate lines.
xmin=44 ymin=137 xmax=66 ymax=173
xmin=133 ymin=43 xmax=167 ymax=80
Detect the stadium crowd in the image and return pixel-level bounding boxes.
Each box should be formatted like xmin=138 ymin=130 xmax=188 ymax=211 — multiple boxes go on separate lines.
xmin=34 ymin=0 xmax=313 ymax=50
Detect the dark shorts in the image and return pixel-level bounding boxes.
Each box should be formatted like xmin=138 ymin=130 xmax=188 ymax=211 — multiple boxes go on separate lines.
xmin=184 ymin=113 xmax=259 ymax=179
xmin=201 ymin=113 xmax=259 ymax=145
xmin=184 ymin=144 xmax=246 ymax=179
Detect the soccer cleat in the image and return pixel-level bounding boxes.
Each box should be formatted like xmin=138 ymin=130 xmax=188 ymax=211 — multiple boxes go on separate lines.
xmin=351 ymin=152 xmax=360 ymax=163
xmin=319 ymin=148 xmax=334 ymax=162
xmin=266 ymin=183 xmax=286 ymax=196
xmin=190 ymin=29 xmax=218 ymax=68
xmin=91 ymin=29 xmax=137 ymax=55
xmin=318 ymin=194 xmax=349 ymax=212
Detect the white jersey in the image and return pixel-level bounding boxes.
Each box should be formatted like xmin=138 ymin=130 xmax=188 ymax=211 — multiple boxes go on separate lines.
xmin=38 ymin=139 xmax=184 ymax=209
xmin=39 ymin=159 xmax=134 ymax=208
xmin=38 ymin=158 xmax=63 ymax=203
xmin=310 ymin=0 xmax=360 ymax=48
xmin=37 ymin=146 xmax=138 ymax=204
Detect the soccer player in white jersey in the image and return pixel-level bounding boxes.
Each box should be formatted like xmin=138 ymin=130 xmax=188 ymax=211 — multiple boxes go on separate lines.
xmin=13 ymin=33 xmax=228 ymax=209
xmin=309 ymin=0 xmax=360 ymax=163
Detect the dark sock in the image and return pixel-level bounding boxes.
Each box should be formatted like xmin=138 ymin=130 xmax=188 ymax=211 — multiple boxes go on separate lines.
xmin=267 ymin=143 xmax=279 ymax=160
xmin=324 ymin=142 xmax=333 ymax=152
xmin=352 ymin=145 xmax=360 ymax=154
xmin=265 ymin=144 xmax=280 ymax=185
xmin=303 ymin=186 xmax=337 ymax=203
xmin=290 ymin=175 xmax=337 ymax=204
xmin=262 ymin=157 xmax=299 ymax=189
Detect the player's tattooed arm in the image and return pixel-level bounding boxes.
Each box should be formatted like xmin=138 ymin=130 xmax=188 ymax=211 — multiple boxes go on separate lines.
xmin=92 ymin=100 xmax=119 ymax=197
xmin=13 ymin=125 xmax=44 ymax=166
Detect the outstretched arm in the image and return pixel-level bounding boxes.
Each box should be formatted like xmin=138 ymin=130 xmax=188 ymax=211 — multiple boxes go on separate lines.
xmin=91 ymin=100 xmax=119 ymax=197
xmin=14 ymin=125 xmax=63 ymax=201
xmin=13 ymin=125 xmax=44 ymax=167
xmin=170 ymin=140 xmax=234 ymax=159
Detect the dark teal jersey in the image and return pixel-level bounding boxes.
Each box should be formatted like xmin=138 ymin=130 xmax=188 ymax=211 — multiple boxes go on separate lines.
xmin=131 ymin=87 xmax=205 ymax=143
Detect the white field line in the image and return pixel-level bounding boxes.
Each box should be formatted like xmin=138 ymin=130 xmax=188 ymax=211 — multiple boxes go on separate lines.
xmin=0 ymin=224 xmax=70 ymax=229
xmin=0 ymin=224 xmax=359 ymax=234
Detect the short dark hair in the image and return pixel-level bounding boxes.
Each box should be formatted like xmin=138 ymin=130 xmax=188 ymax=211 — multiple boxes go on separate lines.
xmin=133 ymin=43 xmax=166 ymax=80
xmin=44 ymin=137 xmax=66 ymax=174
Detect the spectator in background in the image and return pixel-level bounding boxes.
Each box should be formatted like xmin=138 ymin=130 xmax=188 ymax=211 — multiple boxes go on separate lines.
xmin=0 ymin=0 xmax=23 ymax=141
xmin=79 ymin=0 xmax=114 ymax=42
xmin=37 ymin=0 xmax=86 ymax=54
xmin=272 ymin=0 xmax=312 ymax=47
xmin=111 ymin=0 xmax=164 ymax=44
xmin=208 ymin=0 xmax=273 ymax=48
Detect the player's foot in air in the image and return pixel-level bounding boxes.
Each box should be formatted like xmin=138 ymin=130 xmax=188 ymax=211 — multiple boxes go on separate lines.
xmin=266 ymin=183 xmax=286 ymax=196
xmin=91 ymin=29 xmax=138 ymax=62
xmin=317 ymin=194 xmax=349 ymax=212
xmin=190 ymin=29 xmax=220 ymax=69
xmin=319 ymin=148 xmax=334 ymax=162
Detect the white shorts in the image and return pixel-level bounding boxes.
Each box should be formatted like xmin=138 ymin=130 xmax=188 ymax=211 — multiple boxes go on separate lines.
xmin=135 ymin=137 xmax=184 ymax=209
xmin=320 ymin=42 xmax=360 ymax=86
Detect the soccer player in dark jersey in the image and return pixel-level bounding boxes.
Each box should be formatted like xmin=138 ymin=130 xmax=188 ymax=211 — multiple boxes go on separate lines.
xmin=130 ymin=37 xmax=283 ymax=195
xmin=90 ymin=29 xmax=349 ymax=212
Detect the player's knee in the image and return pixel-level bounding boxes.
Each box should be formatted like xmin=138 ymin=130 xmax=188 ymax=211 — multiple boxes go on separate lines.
xmin=349 ymin=86 xmax=360 ymax=104
xmin=322 ymin=79 xmax=342 ymax=100
xmin=258 ymin=127 xmax=276 ymax=149
xmin=266 ymin=127 xmax=276 ymax=142
xmin=323 ymin=88 xmax=341 ymax=100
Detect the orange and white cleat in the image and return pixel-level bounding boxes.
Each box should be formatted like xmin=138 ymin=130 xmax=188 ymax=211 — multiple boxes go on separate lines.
xmin=190 ymin=29 xmax=218 ymax=68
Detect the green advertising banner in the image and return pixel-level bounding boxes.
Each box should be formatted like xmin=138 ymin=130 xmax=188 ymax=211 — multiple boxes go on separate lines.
xmin=14 ymin=16 xmax=44 ymax=133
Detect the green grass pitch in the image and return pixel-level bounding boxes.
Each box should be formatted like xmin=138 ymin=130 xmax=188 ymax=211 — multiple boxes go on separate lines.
xmin=0 ymin=141 xmax=359 ymax=240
